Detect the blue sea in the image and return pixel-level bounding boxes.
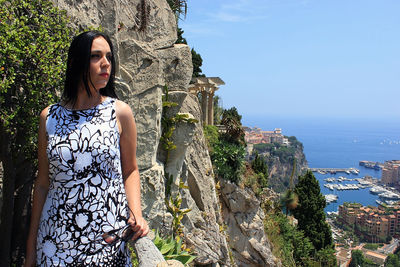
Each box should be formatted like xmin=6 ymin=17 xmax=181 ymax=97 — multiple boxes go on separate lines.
xmin=243 ymin=115 xmax=400 ymax=212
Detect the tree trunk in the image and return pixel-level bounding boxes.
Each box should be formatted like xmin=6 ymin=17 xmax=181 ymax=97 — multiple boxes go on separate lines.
xmin=0 ymin=154 xmax=16 ymax=267
xmin=0 ymin=128 xmax=35 ymax=266
xmin=11 ymin=165 xmax=33 ymax=266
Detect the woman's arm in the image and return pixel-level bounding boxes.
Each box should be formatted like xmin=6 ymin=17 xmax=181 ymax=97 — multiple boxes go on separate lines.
xmin=116 ymin=100 xmax=149 ymax=240
xmin=24 ymin=108 xmax=50 ymax=267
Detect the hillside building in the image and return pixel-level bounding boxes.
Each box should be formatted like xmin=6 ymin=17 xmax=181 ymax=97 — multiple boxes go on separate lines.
xmin=244 ymin=127 xmax=289 ymax=145
xmin=381 ymin=160 xmax=400 ymax=186
xmin=188 ymin=77 xmax=225 ymax=126
xmin=338 ymin=202 xmax=400 ymax=242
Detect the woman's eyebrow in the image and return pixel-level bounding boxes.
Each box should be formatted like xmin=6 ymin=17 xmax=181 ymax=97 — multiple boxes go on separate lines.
xmin=91 ymin=50 xmax=111 ymax=54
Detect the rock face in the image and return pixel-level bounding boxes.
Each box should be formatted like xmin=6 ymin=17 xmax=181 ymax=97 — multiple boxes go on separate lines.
xmin=50 ymin=0 xmax=278 ymax=266
xmin=219 ymin=179 xmax=280 ymax=267
xmin=262 ymin=141 xmax=308 ymax=193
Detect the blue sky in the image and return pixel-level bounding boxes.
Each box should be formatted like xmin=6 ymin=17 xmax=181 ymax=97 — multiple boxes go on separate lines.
xmin=180 ymin=0 xmax=400 ymax=120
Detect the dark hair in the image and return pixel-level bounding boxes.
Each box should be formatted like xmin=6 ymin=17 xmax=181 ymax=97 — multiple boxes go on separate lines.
xmin=63 ymin=31 xmax=117 ymax=106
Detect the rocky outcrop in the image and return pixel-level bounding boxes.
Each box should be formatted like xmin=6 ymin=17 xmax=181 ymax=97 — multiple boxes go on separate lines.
xmin=259 ymin=140 xmax=308 ymax=193
xmin=220 ymin=179 xmax=280 ymax=267
xmin=132 ymin=236 xmax=165 ymax=267
xmin=168 ymin=92 xmax=232 ymax=266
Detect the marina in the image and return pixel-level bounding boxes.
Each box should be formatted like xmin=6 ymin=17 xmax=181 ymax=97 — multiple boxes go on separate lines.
xmin=324 ymin=183 xmax=360 ymax=191
xmin=310 ymin=167 xmax=360 ymax=175
xmin=319 ymin=167 xmax=400 ymax=211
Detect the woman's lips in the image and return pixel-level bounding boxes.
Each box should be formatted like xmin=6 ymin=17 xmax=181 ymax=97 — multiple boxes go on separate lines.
xmin=100 ymin=73 xmax=109 ymax=78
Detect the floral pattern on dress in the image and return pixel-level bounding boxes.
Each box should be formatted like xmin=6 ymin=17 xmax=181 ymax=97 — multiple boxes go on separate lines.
xmin=37 ymin=97 xmax=131 ymax=266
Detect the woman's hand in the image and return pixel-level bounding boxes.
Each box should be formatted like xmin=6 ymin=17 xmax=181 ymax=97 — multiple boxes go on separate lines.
xmin=128 ymin=215 xmax=149 ymax=240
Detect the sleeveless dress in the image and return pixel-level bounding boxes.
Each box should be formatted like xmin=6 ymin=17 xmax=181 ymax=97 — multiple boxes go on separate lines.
xmin=36 ymin=97 xmax=132 ymax=266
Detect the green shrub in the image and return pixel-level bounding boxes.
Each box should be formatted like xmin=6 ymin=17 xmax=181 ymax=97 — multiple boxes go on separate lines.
xmin=210 ymin=139 xmax=245 ymax=183
xmin=251 ymin=153 xmax=268 ymax=188
xmin=153 ymin=230 xmax=196 ymax=266
xmin=363 ymin=243 xmax=380 ymax=250
xmin=0 ymin=0 xmax=73 ymax=263
xmin=243 ymin=172 xmax=262 ymax=195
xmin=203 ymin=125 xmax=219 ymax=151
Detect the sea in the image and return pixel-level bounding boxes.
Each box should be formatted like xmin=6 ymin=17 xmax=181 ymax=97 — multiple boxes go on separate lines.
xmin=242 ymin=115 xmax=400 ymax=212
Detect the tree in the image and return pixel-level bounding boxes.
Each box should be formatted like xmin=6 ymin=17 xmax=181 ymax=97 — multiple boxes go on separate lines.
xmin=385 ymin=254 xmax=400 ymax=267
xmin=167 ymin=0 xmax=187 ymax=21
xmin=349 ymin=250 xmax=364 ymax=267
xmin=213 ymin=95 xmax=223 ymax=125
xmin=210 ymin=107 xmax=246 ymax=184
xmin=276 ymin=213 xmax=314 ymax=265
xmin=220 ymin=107 xmax=245 ymax=145
xmin=251 ymin=152 xmax=268 ymax=188
xmin=0 ymin=0 xmax=72 ymax=264
xmin=281 ymin=159 xmax=298 ymax=216
xmin=176 ymin=27 xmax=187 ymax=44
xmin=315 ymin=247 xmax=337 ymax=267
xmin=281 ymin=190 xmax=299 ymax=216
xmin=292 ymin=171 xmax=334 ymax=251
xmin=175 ymin=27 xmax=205 ymax=78
xmin=191 ymin=48 xmax=205 ymax=77
xmin=211 ymin=139 xmax=245 ymax=184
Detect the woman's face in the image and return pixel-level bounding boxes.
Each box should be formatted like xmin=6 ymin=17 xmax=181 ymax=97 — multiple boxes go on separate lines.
xmin=88 ymin=36 xmax=112 ymax=92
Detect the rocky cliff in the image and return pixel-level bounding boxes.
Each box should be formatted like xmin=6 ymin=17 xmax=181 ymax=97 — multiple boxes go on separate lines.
xmin=252 ymin=137 xmax=308 ymax=193
xmin=50 ymin=0 xmax=279 ymax=266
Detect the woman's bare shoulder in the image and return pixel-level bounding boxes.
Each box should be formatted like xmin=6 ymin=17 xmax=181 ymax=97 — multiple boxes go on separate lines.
xmin=115 ymin=99 xmax=134 ymax=119
xmin=40 ymin=106 xmax=51 ymax=120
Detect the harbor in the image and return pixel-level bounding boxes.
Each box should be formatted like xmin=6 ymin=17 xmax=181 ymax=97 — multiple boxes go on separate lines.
xmin=314 ymin=165 xmax=400 ymax=211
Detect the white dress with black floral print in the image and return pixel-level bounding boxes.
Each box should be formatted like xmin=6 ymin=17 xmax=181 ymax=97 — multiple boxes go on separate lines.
xmin=36 ymin=97 xmax=131 ymax=266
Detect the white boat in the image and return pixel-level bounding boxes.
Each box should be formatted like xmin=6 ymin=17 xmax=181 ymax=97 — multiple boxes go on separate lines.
xmin=333 ymin=183 xmax=359 ymax=190
xmin=370 ymin=186 xmax=386 ymax=194
xmin=325 ymin=194 xmax=338 ymax=204
xmin=379 ymin=191 xmax=400 ymax=200
xmin=376 ymin=200 xmax=385 ymax=206
xmin=385 ymin=200 xmax=399 ymax=205
xmin=358 ymin=180 xmax=372 ymax=187
xmin=324 ymin=184 xmax=335 ymax=190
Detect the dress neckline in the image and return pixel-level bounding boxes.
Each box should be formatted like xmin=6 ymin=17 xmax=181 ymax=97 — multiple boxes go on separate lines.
xmin=60 ymin=97 xmax=111 ymax=112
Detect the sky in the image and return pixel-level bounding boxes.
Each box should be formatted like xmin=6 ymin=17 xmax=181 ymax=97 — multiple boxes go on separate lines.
xmin=179 ymin=0 xmax=400 ymax=120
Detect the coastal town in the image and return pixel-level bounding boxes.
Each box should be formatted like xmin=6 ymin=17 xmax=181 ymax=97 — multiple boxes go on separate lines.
xmin=244 ymin=126 xmax=400 ymax=266
xmin=317 ymin=160 xmax=400 ymax=266
xmin=244 ymin=126 xmax=289 ymax=145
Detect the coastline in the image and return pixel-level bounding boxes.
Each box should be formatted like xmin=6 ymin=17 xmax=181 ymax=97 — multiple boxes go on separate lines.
xmin=243 ymin=115 xmax=400 ymax=212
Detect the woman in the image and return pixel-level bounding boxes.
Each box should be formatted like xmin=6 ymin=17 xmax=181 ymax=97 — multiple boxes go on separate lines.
xmin=25 ymin=31 xmax=149 ymax=266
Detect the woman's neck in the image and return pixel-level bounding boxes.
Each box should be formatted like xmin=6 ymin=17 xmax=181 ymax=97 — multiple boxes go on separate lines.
xmin=67 ymin=88 xmax=105 ymax=110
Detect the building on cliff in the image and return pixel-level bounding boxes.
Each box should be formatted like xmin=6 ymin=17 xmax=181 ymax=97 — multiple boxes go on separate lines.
xmin=381 ymin=160 xmax=400 ymax=186
xmin=188 ymin=77 xmax=224 ymax=126
xmin=244 ymin=126 xmax=289 ymax=145
xmin=338 ymin=202 xmax=400 ymax=242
